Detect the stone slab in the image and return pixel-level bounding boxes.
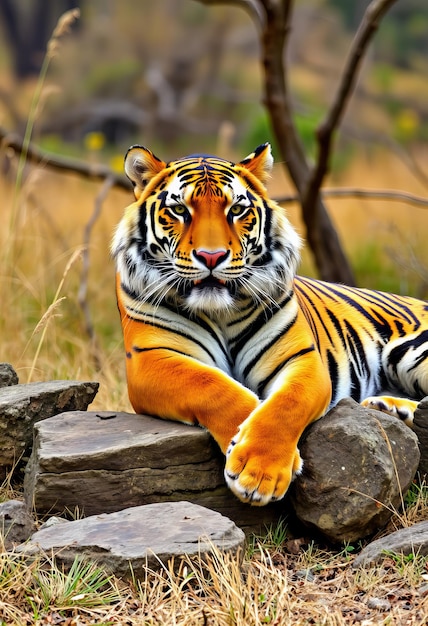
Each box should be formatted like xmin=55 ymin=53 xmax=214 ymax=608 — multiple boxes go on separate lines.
xmin=291 ymin=398 xmax=420 ymax=543
xmin=24 ymin=411 xmax=284 ymax=533
xmin=17 ymin=501 xmax=246 ymax=578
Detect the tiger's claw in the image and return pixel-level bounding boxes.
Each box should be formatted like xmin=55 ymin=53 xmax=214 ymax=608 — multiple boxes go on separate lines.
xmin=224 ymin=430 xmax=303 ymax=506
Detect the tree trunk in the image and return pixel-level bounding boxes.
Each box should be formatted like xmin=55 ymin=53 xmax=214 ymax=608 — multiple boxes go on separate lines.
xmin=260 ymin=0 xmax=356 ymax=284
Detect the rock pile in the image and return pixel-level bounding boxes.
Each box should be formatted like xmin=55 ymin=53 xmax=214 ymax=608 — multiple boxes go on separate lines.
xmin=1 ymin=361 xmax=428 ymax=578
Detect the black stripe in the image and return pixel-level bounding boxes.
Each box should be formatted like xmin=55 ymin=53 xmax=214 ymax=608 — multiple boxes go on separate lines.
xmin=349 ymin=364 xmax=361 ymax=401
xmin=327 ymin=349 xmax=339 ymax=405
xmin=304 ymin=279 xmax=393 ymax=341
xmin=122 ymin=302 xmax=219 ymax=364
xmin=344 ymin=319 xmax=370 ymax=379
xmin=158 ymin=299 xmax=232 ymax=367
xmin=230 ymin=291 xmax=293 ymax=361
xmin=257 ymin=346 xmax=315 ymax=397
xmin=227 ymin=301 xmax=257 ymax=327
xmin=408 ymin=348 xmax=428 ymax=372
xmin=365 ymin=290 xmax=421 ymax=328
xmin=242 ymin=312 xmax=298 ymax=379
xmin=388 ymin=330 xmax=428 ymax=374
xmin=295 ymin=282 xmax=334 ymax=347
xmin=120 ymin=281 xmax=232 ymax=367
xmin=132 ymin=345 xmax=192 ymax=358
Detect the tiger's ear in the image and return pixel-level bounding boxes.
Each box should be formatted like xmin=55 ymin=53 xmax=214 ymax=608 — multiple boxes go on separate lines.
xmin=238 ymin=143 xmax=273 ymax=184
xmin=124 ymin=146 xmax=166 ymax=199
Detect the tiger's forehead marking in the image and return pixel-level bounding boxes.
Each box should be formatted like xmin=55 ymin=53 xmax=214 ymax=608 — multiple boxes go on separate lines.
xmin=163 ymin=156 xmax=250 ymax=206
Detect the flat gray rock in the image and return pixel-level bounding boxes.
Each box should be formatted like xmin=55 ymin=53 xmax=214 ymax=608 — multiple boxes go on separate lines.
xmin=353 ymin=520 xmax=428 ymax=568
xmin=24 ymin=411 xmax=284 ymax=533
xmin=17 ymin=501 xmax=245 ymax=578
xmin=292 ymin=398 xmax=420 ymax=543
xmin=0 ymin=380 xmax=99 ymax=479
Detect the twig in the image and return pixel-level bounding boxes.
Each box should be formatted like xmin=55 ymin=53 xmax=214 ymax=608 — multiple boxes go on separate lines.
xmin=303 ymin=0 xmax=399 ymax=213
xmin=274 ymin=188 xmax=428 ymax=209
xmin=0 ymin=124 xmax=130 ymax=190
xmin=78 ymin=176 xmax=115 ymax=370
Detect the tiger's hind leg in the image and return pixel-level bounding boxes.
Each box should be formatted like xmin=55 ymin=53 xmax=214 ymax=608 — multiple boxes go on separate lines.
xmin=361 ymin=396 xmax=419 ymax=427
xmin=365 ymin=329 xmax=428 ymax=427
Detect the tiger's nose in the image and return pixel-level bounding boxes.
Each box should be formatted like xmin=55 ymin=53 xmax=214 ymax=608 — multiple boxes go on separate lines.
xmin=194 ymin=249 xmax=228 ymax=269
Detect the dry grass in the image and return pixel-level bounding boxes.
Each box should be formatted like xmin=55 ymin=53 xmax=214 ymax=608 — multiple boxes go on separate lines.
xmin=1 ymin=497 xmax=428 ymax=625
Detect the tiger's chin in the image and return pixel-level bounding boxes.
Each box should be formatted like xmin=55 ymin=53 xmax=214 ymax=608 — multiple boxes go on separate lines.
xmin=185 ymin=282 xmax=235 ymax=313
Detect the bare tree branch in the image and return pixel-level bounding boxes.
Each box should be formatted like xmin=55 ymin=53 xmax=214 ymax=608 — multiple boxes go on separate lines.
xmin=274 ymin=188 xmax=428 ymax=209
xmin=304 ymin=0 xmax=399 ymax=213
xmin=0 ymin=124 xmax=130 ymax=190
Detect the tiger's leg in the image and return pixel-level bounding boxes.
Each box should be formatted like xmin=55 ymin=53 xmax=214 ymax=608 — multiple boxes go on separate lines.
xmin=361 ymin=396 xmax=419 ymax=427
xmin=224 ymin=346 xmax=332 ymax=505
xmin=363 ymin=332 xmax=428 ymax=427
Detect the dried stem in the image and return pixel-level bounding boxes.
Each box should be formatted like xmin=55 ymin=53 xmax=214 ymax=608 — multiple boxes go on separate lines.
xmin=78 ymin=176 xmax=115 ymax=371
xmin=304 ymin=0 xmax=399 ymax=213
xmin=274 ymin=188 xmax=428 ymax=209
xmin=26 ymin=248 xmax=83 ymax=383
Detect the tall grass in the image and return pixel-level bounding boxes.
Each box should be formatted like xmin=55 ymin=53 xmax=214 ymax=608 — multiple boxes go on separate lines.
xmin=0 ymin=8 xmax=130 ymax=410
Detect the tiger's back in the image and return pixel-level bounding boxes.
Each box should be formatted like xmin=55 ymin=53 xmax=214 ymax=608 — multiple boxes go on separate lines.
xmin=295 ymin=276 xmax=428 ymax=410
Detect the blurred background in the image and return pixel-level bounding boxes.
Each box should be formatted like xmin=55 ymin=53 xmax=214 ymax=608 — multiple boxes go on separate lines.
xmin=0 ymin=0 xmax=427 ymax=406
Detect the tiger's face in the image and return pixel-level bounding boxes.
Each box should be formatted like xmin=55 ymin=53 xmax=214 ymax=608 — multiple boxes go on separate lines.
xmin=112 ymin=144 xmax=301 ymax=314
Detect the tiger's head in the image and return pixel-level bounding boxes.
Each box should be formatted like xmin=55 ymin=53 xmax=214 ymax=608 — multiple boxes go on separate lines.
xmin=112 ymin=143 xmax=301 ymax=314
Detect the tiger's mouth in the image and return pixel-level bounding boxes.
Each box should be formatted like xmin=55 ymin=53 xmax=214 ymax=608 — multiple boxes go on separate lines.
xmin=177 ymin=276 xmax=236 ymax=306
xmin=193 ymin=276 xmax=226 ymax=288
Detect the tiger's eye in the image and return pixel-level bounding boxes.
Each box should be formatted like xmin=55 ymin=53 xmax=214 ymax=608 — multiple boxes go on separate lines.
xmin=230 ymin=205 xmax=245 ymax=216
xmin=173 ymin=204 xmax=187 ymax=215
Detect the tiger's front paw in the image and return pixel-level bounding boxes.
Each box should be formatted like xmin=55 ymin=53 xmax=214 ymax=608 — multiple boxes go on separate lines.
xmin=224 ymin=427 xmax=303 ymax=506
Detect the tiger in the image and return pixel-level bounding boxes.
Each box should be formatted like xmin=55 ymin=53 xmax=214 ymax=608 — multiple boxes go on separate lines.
xmin=111 ymin=142 xmax=428 ymax=506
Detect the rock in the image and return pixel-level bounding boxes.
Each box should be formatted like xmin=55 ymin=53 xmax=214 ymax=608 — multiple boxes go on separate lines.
xmin=353 ymin=520 xmax=428 ymax=568
xmin=413 ymin=397 xmax=428 ymax=475
xmin=0 ymin=380 xmax=99 ymax=479
xmin=0 ymin=500 xmax=36 ymax=550
xmin=38 ymin=516 xmax=70 ymax=531
xmin=24 ymin=411 xmax=284 ymax=533
xmin=0 ymin=363 xmax=18 ymax=387
xmin=367 ymin=597 xmax=392 ymax=611
xmin=17 ymin=501 xmax=245 ymax=578
xmin=291 ymin=398 xmax=420 ymax=543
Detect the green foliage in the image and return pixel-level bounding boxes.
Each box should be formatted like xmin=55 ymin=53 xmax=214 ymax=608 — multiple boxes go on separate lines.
xmin=246 ymin=517 xmax=289 ymax=557
xmin=350 ymin=241 xmax=421 ymax=296
xmin=404 ymin=479 xmax=428 ymax=508
xmin=381 ymin=549 xmax=428 ymax=577
xmin=242 ymin=109 xmax=280 ymax=160
xmin=30 ymin=555 xmax=120 ymax=612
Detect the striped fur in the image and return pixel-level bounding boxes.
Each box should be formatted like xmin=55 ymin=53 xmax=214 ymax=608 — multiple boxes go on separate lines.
xmin=112 ymin=144 xmax=428 ymax=505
